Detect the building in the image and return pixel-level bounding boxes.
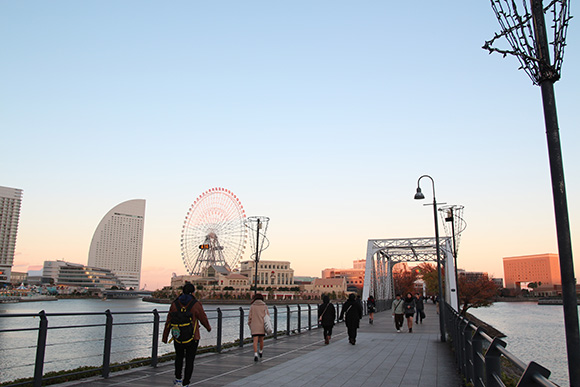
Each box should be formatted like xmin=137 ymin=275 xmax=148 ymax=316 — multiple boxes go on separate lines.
xmin=53 ymin=261 xmax=123 ymax=289
xmin=88 ymin=199 xmax=146 ymax=289
xmin=321 ymin=260 xmax=365 ymax=291
xmin=10 ymin=271 xmax=27 ymax=285
xmin=304 ymin=277 xmax=347 ymax=295
xmin=0 ymin=186 xmax=23 ymax=285
xmin=239 ymin=260 xmax=294 ymax=287
xmin=503 ymin=253 xmax=561 ymax=289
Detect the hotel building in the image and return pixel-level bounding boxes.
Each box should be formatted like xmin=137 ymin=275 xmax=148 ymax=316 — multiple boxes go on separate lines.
xmin=88 ymin=199 xmax=145 ymax=289
xmin=0 ymin=186 xmax=23 ymax=284
xmin=239 ymin=260 xmax=294 ymax=287
xmin=503 ymin=253 xmax=560 ymax=289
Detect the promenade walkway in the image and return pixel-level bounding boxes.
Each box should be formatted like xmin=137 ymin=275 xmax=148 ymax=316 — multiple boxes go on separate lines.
xmin=58 ymin=303 xmax=461 ymax=387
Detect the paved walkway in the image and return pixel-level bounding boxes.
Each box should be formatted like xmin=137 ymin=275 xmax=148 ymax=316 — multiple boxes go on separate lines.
xmin=58 ymin=303 xmax=461 ymax=387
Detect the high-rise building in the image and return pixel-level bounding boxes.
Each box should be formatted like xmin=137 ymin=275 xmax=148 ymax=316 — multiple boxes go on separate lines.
xmin=88 ymin=199 xmax=145 ymax=289
xmin=0 ymin=186 xmax=23 ymax=284
xmin=503 ymin=253 xmax=560 ymax=289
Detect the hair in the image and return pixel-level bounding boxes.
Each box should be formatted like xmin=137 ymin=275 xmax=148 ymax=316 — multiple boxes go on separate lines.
xmin=322 ymin=294 xmax=330 ymax=303
xmin=395 ymin=293 xmax=401 ymax=297
xmin=182 ymin=283 xmax=194 ymax=295
xmin=348 ymin=293 xmax=356 ymax=301
xmin=405 ymin=292 xmax=413 ymax=299
xmin=251 ymin=293 xmax=264 ymax=303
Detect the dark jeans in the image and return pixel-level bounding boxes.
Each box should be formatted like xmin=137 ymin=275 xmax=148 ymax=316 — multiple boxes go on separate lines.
xmin=394 ymin=314 xmax=404 ymax=330
xmin=415 ymin=309 xmax=424 ymax=323
xmin=323 ymin=325 xmax=333 ymax=338
xmin=347 ymin=324 xmax=358 ymax=343
xmin=174 ymin=340 xmax=199 ymax=385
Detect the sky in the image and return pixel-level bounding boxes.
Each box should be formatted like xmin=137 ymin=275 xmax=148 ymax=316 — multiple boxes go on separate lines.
xmin=1 ymin=1 xmax=579 ymax=290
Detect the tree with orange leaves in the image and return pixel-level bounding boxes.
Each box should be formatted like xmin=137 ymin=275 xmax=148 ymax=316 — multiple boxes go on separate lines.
xmin=458 ymin=273 xmax=499 ymax=316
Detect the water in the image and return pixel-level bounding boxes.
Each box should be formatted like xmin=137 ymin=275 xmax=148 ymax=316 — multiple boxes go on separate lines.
xmin=469 ymin=301 xmax=576 ymax=387
xmin=0 ymin=298 xmax=317 ymax=384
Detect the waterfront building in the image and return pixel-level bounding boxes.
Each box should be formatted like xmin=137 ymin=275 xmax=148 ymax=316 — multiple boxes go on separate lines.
xmin=239 ymin=260 xmax=294 ymax=287
xmin=9 ymin=271 xmax=27 ymax=285
xmin=0 ymin=186 xmax=23 ymax=285
xmin=503 ymin=253 xmax=561 ymax=289
xmin=321 ymin=260 xmax=365 ymax=292
xmin=54 ymin=261 xmax=123 ymax=289
xmin=88 ymin=199 xmax=145 ymax=289
xmin=303 ymin=277 xmax=347 ymax=296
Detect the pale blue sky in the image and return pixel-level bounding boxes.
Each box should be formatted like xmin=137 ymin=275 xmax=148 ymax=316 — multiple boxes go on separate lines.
xmin=2 ymin=1 xmax=579 ymax=289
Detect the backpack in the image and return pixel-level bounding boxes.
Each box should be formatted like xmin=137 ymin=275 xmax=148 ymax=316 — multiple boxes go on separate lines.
xmin=169 ymin=298 xmax=198 ymax=344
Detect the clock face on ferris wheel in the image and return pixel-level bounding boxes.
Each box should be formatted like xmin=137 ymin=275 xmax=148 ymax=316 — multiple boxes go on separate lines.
xmin=180 ymin=188 xmax=247 ymax=275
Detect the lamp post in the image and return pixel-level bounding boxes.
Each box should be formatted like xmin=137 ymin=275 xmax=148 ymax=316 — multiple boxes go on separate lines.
xmin=415 ymin=175 xmax=446 ymax=342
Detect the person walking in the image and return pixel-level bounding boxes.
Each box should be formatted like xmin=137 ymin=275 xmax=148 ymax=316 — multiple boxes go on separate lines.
xmin=403 ymin=292 xmax=416 ymax=333
xmin=367 ymin=295 xmax=376 ymax=324
xmin=414 ymin=293 xmax=425 ymax=324
xmin=162 ymin=283 xmax=211 ymax=387
xmin=248 ymin=293 xmax=270 ymax=362
xmin=392 ymin=293 xmax=405 ymax=332
xmin=340 ymin=293 xmax=363 ymax=345
xmin=318 ymin=294 xmax=336 ymax=344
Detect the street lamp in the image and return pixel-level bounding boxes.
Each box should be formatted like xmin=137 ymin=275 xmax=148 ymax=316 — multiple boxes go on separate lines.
xmin=415 ymin=175 xmax=446 ymax=342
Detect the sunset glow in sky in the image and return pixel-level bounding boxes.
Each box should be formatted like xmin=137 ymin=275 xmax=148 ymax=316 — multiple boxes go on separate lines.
xmin=2 ymin=1 xmax=579 ymax=290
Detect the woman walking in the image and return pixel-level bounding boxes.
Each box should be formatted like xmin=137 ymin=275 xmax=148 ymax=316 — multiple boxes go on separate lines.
xmin=318 ymin=294 xmax=336 ymax=344
xmin=367 ymin=295 xmax=376 ymax=324
xmin=403 ymin=292 xmax=416 ymax=333
xmin=248 ymin=293 xmax=270 ymax=362
xmin=392 ymin=294 xmax=404 ymax=332
xmin=339 ymin=293 xmax=363 ymax=345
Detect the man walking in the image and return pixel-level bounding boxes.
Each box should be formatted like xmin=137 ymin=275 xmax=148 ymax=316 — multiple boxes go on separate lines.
xmin=163 ymin=283 xmax=211 ymax=387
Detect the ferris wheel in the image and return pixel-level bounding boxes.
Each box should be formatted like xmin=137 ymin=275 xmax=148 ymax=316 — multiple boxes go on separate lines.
xmin=181 ymin=188 xmax=247 ymax=276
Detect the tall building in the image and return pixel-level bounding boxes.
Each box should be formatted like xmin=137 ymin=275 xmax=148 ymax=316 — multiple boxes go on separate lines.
xmin=88 ymin=199 xmax=145 ymax=289
xmin=503 ymin=253 xmax=560 ymax=289
xmin=0 ymin=186 xmax=23 ymax=284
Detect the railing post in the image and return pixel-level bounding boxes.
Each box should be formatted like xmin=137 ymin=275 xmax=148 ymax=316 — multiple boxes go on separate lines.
xmin=485 ymin=338 xmax=507 ymax=387
xmin=463 ymin=322 xmax=474 ymax=386
xmin=297 ymin=304 xmax=301 ymax=333
xmin=518 ymin=361 xmax=552 ymax=386
xmin=102 ymin=309 xmax=113 ymax=378
xmin=472 ymin=327 xmax=485 ymax=387
xmin=274 ymin=306 xmax=278 ymax=340
xmin=33 ymin=310 xmax=48 ymax=387
xmin=308 ymin=304 xmax=312 ymax=330
xmin=459 ymin=317 xmax=469 ymax=377
xmin=286 ymin=305 xmax=291 ymax=335
xmin=151 ymin=309 xmax=159 ymax=368
xmin=239 ymin=307 xmax=244 ymax=347
xmin=217 ymin=308 xmax=222 ymax=353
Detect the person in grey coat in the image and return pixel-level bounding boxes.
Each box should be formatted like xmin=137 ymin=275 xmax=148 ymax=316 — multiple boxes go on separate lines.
xmin=414 ymin=293 xmax=425 ymax=324
xmin=392 ymin=294 xmax=405 ymax=332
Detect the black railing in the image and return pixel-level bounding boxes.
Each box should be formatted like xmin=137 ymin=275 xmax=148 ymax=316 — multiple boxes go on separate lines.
xmin=0 ymin=301 xmax=383 ymax=387
xmin=444 ymin=303 xmax=557 ymax=387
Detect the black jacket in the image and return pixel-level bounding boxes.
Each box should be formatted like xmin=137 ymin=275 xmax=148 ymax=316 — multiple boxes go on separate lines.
xmin=403 ymin=297 xmax=416 ymax=315
xmin=340 ymin=298 xmax=363 ymax=328
xmin=318 ymin=301 xmax=336 ymax=327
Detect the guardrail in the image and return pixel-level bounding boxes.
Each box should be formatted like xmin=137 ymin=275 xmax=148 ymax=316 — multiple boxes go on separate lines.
xmin=0 ymin=300 xmax=386 ymax=387
xmin=444 ymin=302 xmax=557 ymax=387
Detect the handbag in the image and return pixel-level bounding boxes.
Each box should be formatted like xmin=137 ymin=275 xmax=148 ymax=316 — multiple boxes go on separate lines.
xmin=264 ymin=313 xmax=273 ymax=335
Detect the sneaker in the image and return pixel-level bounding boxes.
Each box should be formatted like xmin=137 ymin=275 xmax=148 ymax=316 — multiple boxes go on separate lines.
xmin=174 ymin=379 xmax=183 ymax=386
xmin=397 ymin=329 xmax=401 ymax=333
xmin=325 ymin=337 xmax=329 ymax=345
xmin=254 ymin=355 xmax=259 ymax=362
xmin=409 ymin=328 xmax=413 ymax=333
xmin=259 ymin=351 xmax=263 ymax=358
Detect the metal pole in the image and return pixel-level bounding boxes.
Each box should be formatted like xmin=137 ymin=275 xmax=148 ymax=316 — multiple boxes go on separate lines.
xmin=254 ymin=218 xmax=261 ymax=295
xmin=151 ymin=309 xmax=159 ymax=368
xmin=433 ymin=194 xmax=446 ymax=342
xmin=449 ymin=208 xmax=461 ymax=311
xmin=530 ymin=1 xmax=580 ymax=384
xmin=33 ymin=310 xmax=48 ymax=387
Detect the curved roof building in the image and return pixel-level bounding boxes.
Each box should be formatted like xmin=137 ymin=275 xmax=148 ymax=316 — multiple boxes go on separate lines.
xmin=88 ymin=199 xmax=145 ymax=289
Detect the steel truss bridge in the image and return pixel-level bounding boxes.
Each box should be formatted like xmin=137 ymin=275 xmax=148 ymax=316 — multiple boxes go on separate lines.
xmin=362 ymin=237 xmax=459 ymax=311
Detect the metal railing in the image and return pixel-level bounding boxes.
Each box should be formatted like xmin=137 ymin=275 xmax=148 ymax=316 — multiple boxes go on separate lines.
xmin=0 ymin=300 xmax=384 ymax=387
xmin=444 ymin=303 xmax=557 ymax=387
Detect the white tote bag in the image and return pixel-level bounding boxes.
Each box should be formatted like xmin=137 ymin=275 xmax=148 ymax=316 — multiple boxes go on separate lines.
xmin=264 ymin=313 xmax=273 ymax=335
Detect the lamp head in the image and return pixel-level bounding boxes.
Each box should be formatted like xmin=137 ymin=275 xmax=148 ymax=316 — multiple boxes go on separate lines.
xmin=414 ymin=187 xmax=425 ymax=200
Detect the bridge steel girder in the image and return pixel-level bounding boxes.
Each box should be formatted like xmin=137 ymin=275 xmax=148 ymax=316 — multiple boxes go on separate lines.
xmin=362 ymin=237 xmax=458 ymax=311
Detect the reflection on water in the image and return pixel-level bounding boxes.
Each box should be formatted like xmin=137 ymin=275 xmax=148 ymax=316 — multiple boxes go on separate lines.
xmin=0 ymin=299 xmax=318 ymax=384
xmin=470 ymin=301 xmax=574 ymax=387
